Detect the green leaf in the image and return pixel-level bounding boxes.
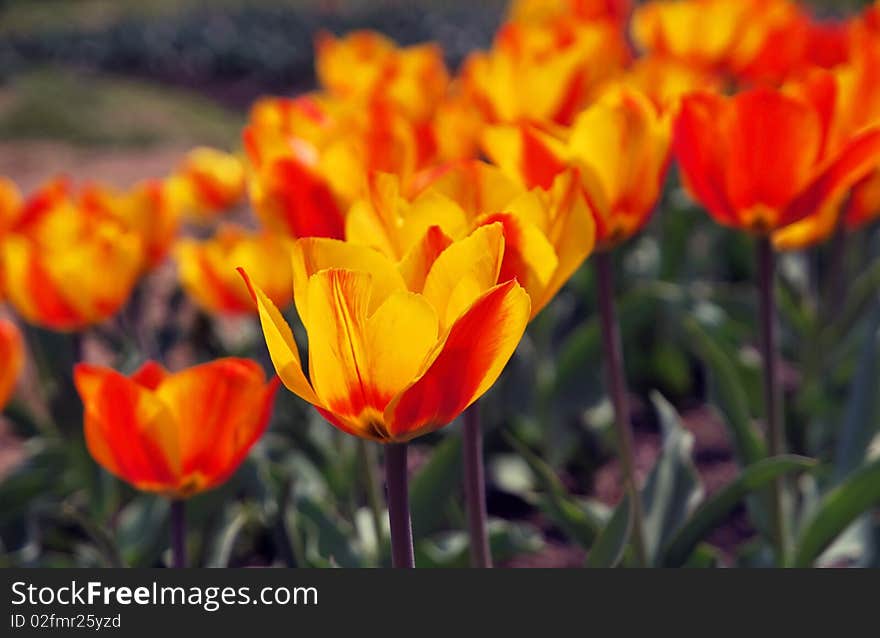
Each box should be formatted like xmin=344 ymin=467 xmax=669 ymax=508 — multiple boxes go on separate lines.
xmin=792 ymin=457 xmax=880 ymax=567
xmin=415 ymin=521 xmax=543 ymax=568
xmin=585 ymin=494 xmax=631 ymax=568
xmin=409 ymin=433 xmax=462 ymax=539
xmin=642 ymin=393 xmax=703 ymax=565
xmin=683 ymin=319 xmax=766 ymax=465
xmin=661 ymin=455 xmax=817 ymax=567
xmin=833 ymin=304 xmax=880 ymax=481
xmin=505 ymin=433 xmax=603 ymax=548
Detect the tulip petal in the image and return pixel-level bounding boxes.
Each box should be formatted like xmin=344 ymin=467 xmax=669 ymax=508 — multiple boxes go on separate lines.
xmin=725 ymin=89 xmax=821 ymax=216
xmin=398 ymin=225 xmax=453 ymax=293
xmin=482 ymin=125 xmax=568 ymax=190
xmin=385 ymin=280 xmax=530 ymax=440
xmin=784 ymin=128 xmax=880 ymax=227
xmin=291 ymin=237 xmax=406 ymax=318
xmin=673 ymin=92 xmax=737 ymax=226
xmin=0 ymin=320 xmax=23 ymax=410
xmin=238 ymin=267 xmax=320 ymax=407
xmin=366 ymin=290 xmax=439 ymax=410
xmin=474 ymin=211 xmax=558 ymax=316
xmin=155 ymin=359 xmax=276 ymax=493
xmin=74 ymin=364 xmax=179 ymax=492
xmin=421 ymin=223 xmax=505 ymax=331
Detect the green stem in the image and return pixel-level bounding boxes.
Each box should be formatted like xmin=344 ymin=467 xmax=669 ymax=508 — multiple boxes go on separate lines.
xmin=594 ymin=252 xmax=649 ymax=567
xmin=757 ymin=237 xmax=789 ymax=564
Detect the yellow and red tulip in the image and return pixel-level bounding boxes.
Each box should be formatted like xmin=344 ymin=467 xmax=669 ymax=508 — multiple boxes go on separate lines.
xmin=508 ymin=0 xmax=631 ymax=28
xmin=166 ymin=147 xmax=246 ymax=222
xmin=315 ymin=30 xmax=450 ymax=124
xmin=240 ymin=224 xmax=530 ymax=443
xmin=0 ymin=318 xmax=24 ymax=411
xmin=483 ymin=85 xmax=671 ymax=250
xmin=1 ymin=179 xmax=144 ymax=331
xmin=175 ymin=224 xmax=293 ymax=315
xmin=75 ymin=359 xmax=278 ymax=498
xmin=78 ymin=179 xmax=179 ymax=270
xmin=347 ymin=165 xmax=595 ymax=318
xmin=461 ymin=18 xmax=630 ymax=127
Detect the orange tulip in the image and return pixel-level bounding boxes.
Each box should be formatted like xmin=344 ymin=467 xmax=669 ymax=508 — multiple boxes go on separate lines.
xmin=166 ymin=147 xmax=246 ymax=222
xmin=461 ymin=19 xmax=630 ymax=127
xmin=78 ymin=179 xmax=179 ymax=270
xmin=674 ymin=85 xmax=880 ymax=236
xmin=0 ymin=318 xmax=24 ymax=411
xmin=315 ymin=30 xmax=450 ymax=124
xmin=175 ymin=224 xmax=293 ymax=315
xmin=1 ymin=179 xmax=144 ymax=331
xmin=483 ymin=85 xmax=671 ymax=250
xmin=240 ymin=224 xmax=530 ymax=443
xmin=75 ymin=359 xmax=278 ymax=497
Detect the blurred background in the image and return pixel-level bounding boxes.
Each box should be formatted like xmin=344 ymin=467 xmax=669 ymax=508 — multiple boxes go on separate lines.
xmin=0 ymin=0 xmax=878 ymax=568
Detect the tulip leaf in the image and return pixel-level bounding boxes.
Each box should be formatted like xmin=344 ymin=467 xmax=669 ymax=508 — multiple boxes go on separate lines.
xmin=819 ymin=256 xmax=880 ymax=355
xmin=415 ymin=521 xmax=543 ymax=568
xmin=682 ymin=318 xmax=766 ymax=465
xmin=660 ymin=455 xmax=817 ymax=567
xmin=833 ymin=303 xmax=880 ymax=481
xmin=791 ymin=457 xmax=880 ymax=568
xmin=505 ymin=433 xmax=603 ymax=548
xmin=409 ymin=433 xmax=462 ymax=539
xmin=585 ymin=494 xmax=631 ymax=568
xmin=642 ymin=393 xmax=703 ymax=566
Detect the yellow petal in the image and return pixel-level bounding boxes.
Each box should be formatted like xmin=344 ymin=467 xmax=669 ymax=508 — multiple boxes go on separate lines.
xmin=305 ymin=269 xmax=374 ymax=424
xmin=238 ymin=268 xmax=320 ymax=406
xmin=291 ymin=237 xmax=406 ymax=319
xmin=365 ymin=290 xmax=439 ymax=408
xmin=422 ymin=223 xmax=505 ymax=331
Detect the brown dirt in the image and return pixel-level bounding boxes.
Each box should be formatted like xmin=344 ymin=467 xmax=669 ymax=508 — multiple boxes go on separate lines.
xmin=0 ymin=141 xmax=194 ymax=192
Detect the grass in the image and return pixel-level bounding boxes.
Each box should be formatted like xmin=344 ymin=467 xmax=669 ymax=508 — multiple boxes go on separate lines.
xmin=0 ymin=68 xmax=243 ymax=149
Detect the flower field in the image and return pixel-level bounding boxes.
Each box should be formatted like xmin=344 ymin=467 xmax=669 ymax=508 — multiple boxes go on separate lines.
xmin=0 ymin=0 xmax=879 ymax=569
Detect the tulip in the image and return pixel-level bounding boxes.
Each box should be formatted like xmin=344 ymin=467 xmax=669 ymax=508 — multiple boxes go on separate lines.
xmin=631 ymin=0 xmax=755 ymax=73
xmin=460 ymin=19 xmax=630 ymax=128
xmin=674 ymin=84 xmax=880 ymax=563
xmin=1 ymin=179 xmax=144 ymax=331
xmin=315 ymin=30 xmax=450 ymax=124
xmin=75 ymin=358 xmax=279 ymax=566
xmin=0 ymin=318 xmax=24 ymax=411
xmin=240 ymin=225 xmax=530 ymax=566
xmin=483 ymin=85 xmax=671 ymax=251
xmin=79 ymin=179 xmax=179 ymax=270
xmin=345 ymin=166 xmax=593 ymax=565
xmin=508 ymin=0 xmax=631 ymax=27
xmin=244 ymin=95 xmax=432 ymax=239
xmin=175 ymin=224 xmax=293 ymax=315
xmin=166 ymin=147 xmax=246 ymax=222
xmin=675 ymin=87 xmax=880 ymax=238
xmin=483 ymin=85 xmax=670 ymax=564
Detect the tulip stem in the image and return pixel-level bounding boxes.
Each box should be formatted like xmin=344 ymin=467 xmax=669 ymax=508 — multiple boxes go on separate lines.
xmin=757 ymin=237 xmax=788 ymax=563
xmin=170 ymin=499 xmax=186 ymax=568
xmin=384 ymin=444 xmax=414 ymax=568
xmin=594 ymin=252 xmax=649 ymax=567
xmin=463 ymin=404 xmax=492 ymax=568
